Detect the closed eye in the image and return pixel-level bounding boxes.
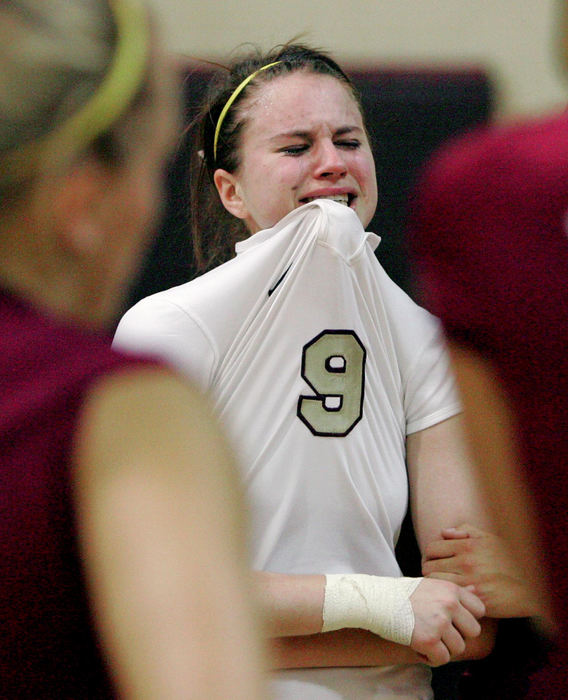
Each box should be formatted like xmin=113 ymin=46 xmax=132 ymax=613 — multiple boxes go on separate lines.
xmin=279 ymin=144 xmax=310 ymax=156
xmin=335 ymin=139 xmax=361 ymax=150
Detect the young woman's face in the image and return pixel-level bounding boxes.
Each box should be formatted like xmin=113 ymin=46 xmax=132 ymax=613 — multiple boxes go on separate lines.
xmin=216 ymin=71 xmax=378 ymax=234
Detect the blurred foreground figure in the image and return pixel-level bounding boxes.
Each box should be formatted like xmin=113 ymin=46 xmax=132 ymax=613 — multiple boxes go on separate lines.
xmin=0 ymin=1 xmax=266 ymax=697
xmin=411 ymin=92 xmax=568 ymax=700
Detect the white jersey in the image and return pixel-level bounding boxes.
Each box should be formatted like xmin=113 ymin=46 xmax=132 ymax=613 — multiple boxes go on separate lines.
xmin=114 ymin=200 xmax=460 ymax=699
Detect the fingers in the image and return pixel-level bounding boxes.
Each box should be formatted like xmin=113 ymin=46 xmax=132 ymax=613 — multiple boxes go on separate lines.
xmin=460 ymin=584 xmax=486 ymax=619
xmin=423 ymin=538 xmax=466 ymax=562
xmin=441 ymin=624 xmax=467 ymax=658
xmin=450 ymin=589 xmax=484 ymax=641
xmin=422 ymin=538 xmax=479 ymax=579
xmin=422 ymin=541 xmax=464 ymax=578
xmin=419 ymin=621 xmax=470 ymax=666
xmin=422 ymin=553 xmax=467 ymax=577
xmin=421 ymin=640 xmax=451 ymax=667
xmin=440 ymin=527 xmax=470 ymax=540
xmin=423 ymin=570 xmax=466 ymax=586
xmin=409 ymin=579 xmax=485 ymax=666
xmin=445 ymin=523 xmax=485 ymax=539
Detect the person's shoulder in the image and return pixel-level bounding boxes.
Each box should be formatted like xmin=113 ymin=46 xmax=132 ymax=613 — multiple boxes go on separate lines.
xmin=0 ymin=289 xmax=156 ymax=400
xmin=120 ymin=255 xmax=254 ymax=328
xmin=75 ymin=364 xmax=225 ymax=477
xmin=84 ymin=363 xmax=206 ymax=421
xmin=114 ymin=280 xmax=212 ymax=351
xmin=120 ymin=280 xmax=199 ymax=323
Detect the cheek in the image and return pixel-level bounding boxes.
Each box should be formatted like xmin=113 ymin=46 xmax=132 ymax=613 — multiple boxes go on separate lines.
xmin=294 ymin=156 xmax=310 ymax=182
xmin=247 ymin=162 xmax=302 ymax=220
xmin=366 ymin=165 xmax=378 ymax=204
xmin=272 ymin=159 xmax=307 ymax=207
xmin=357 ymin=152 xmax=376 ymax=187
xmin=354 ymin=156 xmax=378 ymax=225
xmin=358 ymin=155 xmax=378 ymax=200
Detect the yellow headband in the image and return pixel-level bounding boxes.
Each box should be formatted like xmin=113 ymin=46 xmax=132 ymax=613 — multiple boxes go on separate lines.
xmin=2 ymin=0 xmax=150 ymax=185
xmin=213 ymin=60 xmax=282 ymax=162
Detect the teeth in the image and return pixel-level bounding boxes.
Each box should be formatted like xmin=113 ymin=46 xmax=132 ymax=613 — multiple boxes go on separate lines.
xmin=304 ymin=194 xmax=350 ymax=206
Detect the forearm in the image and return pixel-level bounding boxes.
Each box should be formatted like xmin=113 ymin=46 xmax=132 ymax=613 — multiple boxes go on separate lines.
xmin=255 ymin=569 xmax=487 ymax=669
xmin=257 ymin=572 xmax=418 ymax=669
xmin=255 ymin=570 xmax=419 ymax=643
xmin=445 ymin=344 xmax=554 ymax=630
xmin=255 ymin=570 xmax=325 ymax=637
xmin=269 ymin=621 xmax=495 ymax=671
xmin=270 ymin=629 xmax=421 ymax=670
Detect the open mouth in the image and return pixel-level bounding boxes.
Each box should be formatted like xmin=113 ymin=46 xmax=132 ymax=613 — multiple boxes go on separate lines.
xmin=299 ymin=193 xmax=355 ymax=207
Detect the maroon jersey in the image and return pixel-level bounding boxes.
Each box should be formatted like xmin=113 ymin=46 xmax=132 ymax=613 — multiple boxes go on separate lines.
xmin=410 ymin=111 xmax=568 ymax=698
xmin=0 ymin=288 xmax=156 ymax=698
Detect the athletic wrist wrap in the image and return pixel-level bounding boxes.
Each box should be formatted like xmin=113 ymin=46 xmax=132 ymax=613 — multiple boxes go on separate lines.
xmin=321 ymin=574 xmax=422 ymax=645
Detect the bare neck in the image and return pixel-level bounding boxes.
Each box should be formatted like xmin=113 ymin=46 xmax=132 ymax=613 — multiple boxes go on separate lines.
xmin=0 ymin=216 xmax=112 ymax=331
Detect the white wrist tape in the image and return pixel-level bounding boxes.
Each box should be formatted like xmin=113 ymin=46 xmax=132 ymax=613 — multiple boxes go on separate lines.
xmin=322 ymin=574 xmax=422 ymax=645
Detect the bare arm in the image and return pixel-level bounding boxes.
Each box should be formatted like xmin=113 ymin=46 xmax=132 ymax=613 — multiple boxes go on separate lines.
xmin=421 ymin=344 xmax=554 ymax=630
xmin=406 ymin=413 xmax=497 ymax=660
xmin=256 ymin=571 xmax=325 ymax=637
xmin=255 ymin=569 xmax=432 ymax=668
xmin=253 ymin=413 xmax=492 ymax=668
xmin=271 ymin=629 xmax=421 ymax=669
xmin=255 ymin=567 xmax=486 ymax=668
xmin=406 ymin=414 xmax=493 ymax=552
xmin=73 ymin=368 xmax=267 ymax=700
xmin=257 ymin=572 xmax=423 ymax=668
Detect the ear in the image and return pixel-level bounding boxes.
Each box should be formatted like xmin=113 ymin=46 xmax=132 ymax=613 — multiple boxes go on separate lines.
xmin=213 ymin=168 xmax=249 ymax=220
xmin=51 ymin=158 xmax=114 ymax=258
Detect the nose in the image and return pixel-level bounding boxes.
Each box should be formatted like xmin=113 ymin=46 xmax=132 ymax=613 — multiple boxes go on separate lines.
xmin=313 ymin=139 xmax=347 ymax=179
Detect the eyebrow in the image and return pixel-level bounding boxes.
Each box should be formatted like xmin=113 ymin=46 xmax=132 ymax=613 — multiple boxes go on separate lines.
xmin=268 ymin=125 xmax=363 ymax=142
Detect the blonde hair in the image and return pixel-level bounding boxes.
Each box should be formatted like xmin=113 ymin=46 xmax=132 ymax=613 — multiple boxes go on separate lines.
xmin=0 ymin=0 xmax=149 ymax=198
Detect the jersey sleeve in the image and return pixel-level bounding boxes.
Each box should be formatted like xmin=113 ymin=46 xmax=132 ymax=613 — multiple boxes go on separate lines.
xmin=374 ymin=263 xmax=462 ymax=436
xmin=112 ymin=295 xmax=216 ymax=393
xmin=404 ymin=322 xmax=462 ymax=435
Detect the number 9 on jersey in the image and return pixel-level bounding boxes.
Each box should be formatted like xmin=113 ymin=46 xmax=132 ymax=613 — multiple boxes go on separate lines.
xmin=297 ymin=330 xmax=366 ymax=437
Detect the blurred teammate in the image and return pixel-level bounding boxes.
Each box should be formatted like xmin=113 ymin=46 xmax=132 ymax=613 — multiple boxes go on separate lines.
xmin=0 ymin=1 xmax=266 ymax=697
xmin=410 ymin=6 xmax=568 ymax=694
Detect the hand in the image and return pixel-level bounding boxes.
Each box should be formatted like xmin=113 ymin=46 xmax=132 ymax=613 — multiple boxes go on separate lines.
xmin=422 ymin=523 xmax=539 ymax=619
xmin=409 ymin=578 xmax=484 ymax=666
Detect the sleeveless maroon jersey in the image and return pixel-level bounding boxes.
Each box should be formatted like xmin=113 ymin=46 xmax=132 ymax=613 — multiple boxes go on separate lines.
xmin=411 ymin=111 xmax=568 ymax=698
xmin=0 ymin=288 xmax=157 ymax=698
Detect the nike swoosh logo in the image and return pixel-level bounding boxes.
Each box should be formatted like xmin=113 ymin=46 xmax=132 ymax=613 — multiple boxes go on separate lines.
xmin=268 ymin=265 xmax=291 ymax=297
